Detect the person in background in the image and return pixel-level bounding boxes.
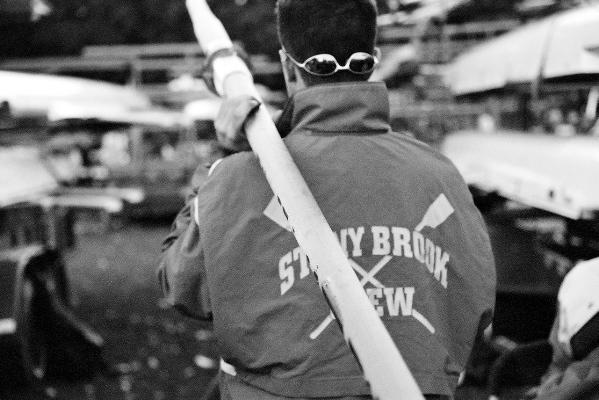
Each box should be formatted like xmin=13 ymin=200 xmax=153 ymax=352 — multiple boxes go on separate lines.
xmin=158 ymin=1 xmax=496 ymax=399
xmin=533 ymin=258 xmax=599 ymax=400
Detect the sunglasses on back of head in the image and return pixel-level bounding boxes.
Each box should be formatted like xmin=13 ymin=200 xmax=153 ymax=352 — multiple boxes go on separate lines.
xmin=280 ymin=48 xmax=379 ymax=77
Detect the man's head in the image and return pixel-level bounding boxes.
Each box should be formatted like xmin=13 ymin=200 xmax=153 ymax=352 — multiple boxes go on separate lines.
xmin=276 ymin=0 xmax=378 ymax=91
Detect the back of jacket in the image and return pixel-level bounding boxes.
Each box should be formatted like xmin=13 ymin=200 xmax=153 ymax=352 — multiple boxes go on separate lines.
xmin=194 ymin=82 xmax=496 ymax=398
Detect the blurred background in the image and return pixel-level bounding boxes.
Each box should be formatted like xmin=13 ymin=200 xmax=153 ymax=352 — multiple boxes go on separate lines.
xmin=1 ymin=0 xmax=599 ymax=399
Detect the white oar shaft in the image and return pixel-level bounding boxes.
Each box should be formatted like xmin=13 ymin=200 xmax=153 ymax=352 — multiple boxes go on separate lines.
xmin=186 ymin=2 xmax=425 ymax=399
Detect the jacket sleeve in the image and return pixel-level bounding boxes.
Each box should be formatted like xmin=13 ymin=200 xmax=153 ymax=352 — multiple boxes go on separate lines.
xmin=157 ymin=165 xmax=212 ymax=321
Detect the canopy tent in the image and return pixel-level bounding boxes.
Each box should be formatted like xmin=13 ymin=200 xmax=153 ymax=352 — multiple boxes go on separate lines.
xmin=442 ymin=131 xmax=599 ymax=220
xmin=445 ymin=4 xmax=599 ymax=95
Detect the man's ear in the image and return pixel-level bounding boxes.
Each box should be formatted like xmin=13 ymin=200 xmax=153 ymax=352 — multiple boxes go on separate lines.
xmin=279 ymin=50 xmax=300 ymax=96
xmin=280 ymin=52 xmax=297 ymax=83
xmin=286 ymin=60 xmax=297 ymax=83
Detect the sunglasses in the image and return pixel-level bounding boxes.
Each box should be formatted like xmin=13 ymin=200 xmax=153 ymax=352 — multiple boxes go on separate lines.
xmin=280 ymin=49 xmax=379 ymax=77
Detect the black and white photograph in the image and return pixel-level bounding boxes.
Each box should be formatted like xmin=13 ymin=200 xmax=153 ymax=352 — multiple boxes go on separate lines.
xmin=1 ymin=0 xmax=598 ymax=399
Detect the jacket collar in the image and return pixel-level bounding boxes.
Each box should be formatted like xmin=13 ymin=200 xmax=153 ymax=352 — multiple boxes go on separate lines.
xmin=280 ymin=82 xmax=391 ymax=135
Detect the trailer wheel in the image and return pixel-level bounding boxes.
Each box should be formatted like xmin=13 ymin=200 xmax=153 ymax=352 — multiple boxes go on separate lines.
xmin=17 ymin=276 xmax=50 ymax=383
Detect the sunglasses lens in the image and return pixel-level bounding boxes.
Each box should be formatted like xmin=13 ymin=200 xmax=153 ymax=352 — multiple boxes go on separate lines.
xmin=305 ymin=55 xmax=337 ymax=76
xmin=348 ymin=53 xmax=376 ymax=74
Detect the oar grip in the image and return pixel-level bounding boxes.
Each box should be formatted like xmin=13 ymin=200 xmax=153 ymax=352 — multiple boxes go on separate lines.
xmin=186 ymin=0 xmax=254 ymax=96
xmin=186 ymin=0 xmax=233 ymax=55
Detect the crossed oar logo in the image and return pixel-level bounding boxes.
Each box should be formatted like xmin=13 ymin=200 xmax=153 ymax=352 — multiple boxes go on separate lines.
xmin=265 ymin=193 xmax=455 ymax=340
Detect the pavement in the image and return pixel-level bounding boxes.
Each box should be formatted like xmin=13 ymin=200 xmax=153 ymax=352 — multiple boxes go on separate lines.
xmin=0 ymin=218 xmax=218 ymax=400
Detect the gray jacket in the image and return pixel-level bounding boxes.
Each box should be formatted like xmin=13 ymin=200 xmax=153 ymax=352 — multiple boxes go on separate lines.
xmin=158 ymin=82 xmax=496 ymax=398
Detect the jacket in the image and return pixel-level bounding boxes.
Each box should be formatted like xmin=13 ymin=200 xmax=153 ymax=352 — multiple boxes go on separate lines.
xmin=158 ymin=81 xmax=496 ymax=398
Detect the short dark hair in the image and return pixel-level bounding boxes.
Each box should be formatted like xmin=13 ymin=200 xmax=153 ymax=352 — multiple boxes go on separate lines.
xmin=276 ymin=0 xmax=378 ymax=84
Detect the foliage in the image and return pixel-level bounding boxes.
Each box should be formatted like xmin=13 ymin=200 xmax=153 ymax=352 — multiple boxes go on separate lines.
xmin=1 ymin=0 xmax=392 ymax=58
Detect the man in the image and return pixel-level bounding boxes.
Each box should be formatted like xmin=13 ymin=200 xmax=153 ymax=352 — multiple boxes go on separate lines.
xmin=158 ymin=0 xmax=496 ymax=399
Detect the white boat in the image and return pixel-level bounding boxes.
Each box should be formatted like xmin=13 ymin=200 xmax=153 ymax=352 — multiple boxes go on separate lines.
xmin=445 ymin=4 xmax=599 ymax=95
xmin=442 ymin=131 xmax=599 ymax=220
xmin=0 ymin=70 xmax=150 ymax=117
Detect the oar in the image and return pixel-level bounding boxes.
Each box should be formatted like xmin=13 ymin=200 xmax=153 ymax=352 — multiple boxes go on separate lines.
xmin=186 ymin=1 xmax=424 ymax=398
xmin=415 ymin=194 xmax=455 ymax=232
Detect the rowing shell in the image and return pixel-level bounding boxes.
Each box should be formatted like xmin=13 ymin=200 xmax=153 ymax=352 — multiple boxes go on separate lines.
xmin=442 ymin=130 xmax=599 ymax=220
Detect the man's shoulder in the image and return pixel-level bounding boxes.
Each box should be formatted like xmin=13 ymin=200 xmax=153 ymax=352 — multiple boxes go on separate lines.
xmin=390 ymin=132 xmax=464 ymax=180
xmin=197 ymin=151 xmax=270 ymax=209
xmin=207 ymin=151 xmax=262 ymax=182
